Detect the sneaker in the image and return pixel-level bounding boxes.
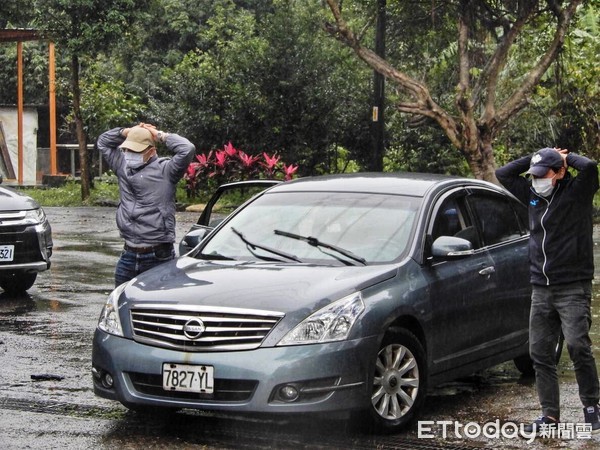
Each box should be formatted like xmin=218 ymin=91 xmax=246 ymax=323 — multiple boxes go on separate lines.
xmin=521 ymin=416 xmax=559 ymax=437
xmin=583 ymin=405 xmax=600 ymax=434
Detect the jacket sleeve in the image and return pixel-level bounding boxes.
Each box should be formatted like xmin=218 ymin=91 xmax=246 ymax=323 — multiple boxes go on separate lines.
xmin=566 ymin=153 xmax=599 ymax=199
xmin=495 ymin=156 xmax=532 ymax=205
xmin=165 ymin=134 xmax=196 ymax=184
xmin=97 ymin=127 xmax=125 ymax=174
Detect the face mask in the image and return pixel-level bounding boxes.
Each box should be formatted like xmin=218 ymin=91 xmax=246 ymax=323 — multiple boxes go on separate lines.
xmin=531 ymin=177 xmax=555 ymax=197
xmin=123 ymin=151 xmax=145 ymax=168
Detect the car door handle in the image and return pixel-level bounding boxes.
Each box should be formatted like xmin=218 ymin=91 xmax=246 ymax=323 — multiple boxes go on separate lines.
xmin=478 ymin=266 xmax=496 ymax=276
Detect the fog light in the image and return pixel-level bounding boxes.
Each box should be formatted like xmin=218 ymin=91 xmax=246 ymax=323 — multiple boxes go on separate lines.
xmin=102 ymin=373 xmax=114 ymax=389
xmin=279 ymin=385 xmax=299 ymax=402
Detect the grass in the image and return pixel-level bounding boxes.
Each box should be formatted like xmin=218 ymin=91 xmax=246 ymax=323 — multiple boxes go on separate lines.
xmin=16 ymin=177 xmax=200 ymax=208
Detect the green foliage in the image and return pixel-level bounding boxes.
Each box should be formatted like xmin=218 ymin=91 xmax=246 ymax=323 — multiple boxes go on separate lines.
xmin=65 ymin=61 xmax=146 ymax=141
xmin=0 ymin=0 xmax=597 ymax=181
xmin=151 ymin=0 xmax=371 ymax=175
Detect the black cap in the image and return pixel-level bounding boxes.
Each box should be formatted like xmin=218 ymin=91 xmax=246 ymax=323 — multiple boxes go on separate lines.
xmin=526 ymin=148 xmax=563 ymax=177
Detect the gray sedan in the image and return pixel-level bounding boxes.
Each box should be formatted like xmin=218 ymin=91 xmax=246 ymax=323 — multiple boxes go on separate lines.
xmin=92 ymin=172 xmax=535 ymax=432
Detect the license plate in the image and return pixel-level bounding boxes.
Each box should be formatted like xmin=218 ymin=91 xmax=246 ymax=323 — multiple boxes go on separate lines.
xmin=0 ymin=245 xmax=14 ymax=262
xmin=162 ymin=363 xmax=214 ymax=393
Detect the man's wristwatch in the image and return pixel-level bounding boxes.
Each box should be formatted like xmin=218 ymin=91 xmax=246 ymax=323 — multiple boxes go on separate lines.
xmin=157 ymin=130 xmax=169 ymax=143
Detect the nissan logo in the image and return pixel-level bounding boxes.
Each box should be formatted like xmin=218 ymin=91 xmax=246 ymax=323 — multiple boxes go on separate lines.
xmin=183 ymin=318 xmax=206 ymax=340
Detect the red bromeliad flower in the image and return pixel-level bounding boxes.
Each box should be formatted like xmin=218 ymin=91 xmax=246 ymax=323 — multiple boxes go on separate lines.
xmin=238 ymin=150 xmax=260 ymax=168
xmin=224 ymin=142 xmax=237 ymax=157
xmin=262 ymin=152 xmax=280 ymax=171
xmin=195 ymin=151 xmax=213 ymax=167
xmin=283 ymin=164 xmax=298 ymax=180
xmin=186 ymin=162 xmax=200 ymax=178
xmin=214 ymin=150 xmax=228 ymax=168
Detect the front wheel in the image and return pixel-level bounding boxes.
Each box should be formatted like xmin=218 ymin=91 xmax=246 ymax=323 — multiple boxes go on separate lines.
xmin=0 ymin=272 xmax=37 ymax=294
xmin=364 ymin=328 xmax=427 ymax=433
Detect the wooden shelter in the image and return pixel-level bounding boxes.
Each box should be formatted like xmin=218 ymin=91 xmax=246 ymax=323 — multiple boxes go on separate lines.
xmin=0 ymin=29 xmax=57 ymax=184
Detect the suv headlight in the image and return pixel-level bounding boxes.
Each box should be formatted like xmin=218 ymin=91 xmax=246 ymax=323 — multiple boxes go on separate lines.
xmin=97 ymin=283 xmax=127 ymax=336
xmin=278 ymin=292 xmax=365 ymax=345
xmin=24 ymin=208 xmax=46 ymax=225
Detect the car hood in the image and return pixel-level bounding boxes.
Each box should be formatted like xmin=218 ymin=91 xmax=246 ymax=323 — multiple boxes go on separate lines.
xmin=123 ymin=257 xmax=398 ymax=317
xmin=0 ymin=186 xmax=40 ymax=210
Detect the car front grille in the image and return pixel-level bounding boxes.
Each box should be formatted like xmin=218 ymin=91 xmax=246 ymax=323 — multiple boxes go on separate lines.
xmin=130 ymin=304 xmax=284 ymax=351
xmin=0 ymin=229 xmax=42 ymax=265
xmin=127 ymin=372 xmax=258 ymax=402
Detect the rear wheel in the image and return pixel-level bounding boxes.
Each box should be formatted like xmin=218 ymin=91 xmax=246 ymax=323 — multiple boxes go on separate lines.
xmin=364 ymin=328 xmax=427 ymax=433
xmin=0 ymin=272 xmax=37 ymax=294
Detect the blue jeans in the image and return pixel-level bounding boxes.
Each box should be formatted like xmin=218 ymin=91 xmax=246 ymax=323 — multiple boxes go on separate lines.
xmin=530 ymin=281 xmax=599 ymax=419
xmin=114 ymin=244 xmax=175 ymax=287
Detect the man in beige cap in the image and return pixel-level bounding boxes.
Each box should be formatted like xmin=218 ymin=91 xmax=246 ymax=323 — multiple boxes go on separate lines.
xmin=97 ymin=123 xmax=195 ymax=286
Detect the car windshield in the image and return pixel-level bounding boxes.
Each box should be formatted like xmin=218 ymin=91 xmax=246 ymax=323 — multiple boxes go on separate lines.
xmin=199 ymin=191 xmax=420 ymax=265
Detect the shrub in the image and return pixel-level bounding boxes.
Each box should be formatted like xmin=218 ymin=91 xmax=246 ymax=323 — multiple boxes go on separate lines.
xmin=184 ymin=142 xmax=298 ymax=198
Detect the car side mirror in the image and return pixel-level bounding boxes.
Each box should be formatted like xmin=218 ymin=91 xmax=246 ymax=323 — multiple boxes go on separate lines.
xmin=431 ymin=236 xmax=474 ymax=258
xmin=179 ymin=226 xmax=213 ymax=255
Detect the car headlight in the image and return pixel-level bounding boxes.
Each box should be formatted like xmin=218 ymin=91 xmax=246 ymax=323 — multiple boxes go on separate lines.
xmin=24 ymin=208 xmax=46 ymax=225
xmin=97 ymin=283 xmax=128 ymax=337
xmin=278 ymin=292 xmax=365 ymax=345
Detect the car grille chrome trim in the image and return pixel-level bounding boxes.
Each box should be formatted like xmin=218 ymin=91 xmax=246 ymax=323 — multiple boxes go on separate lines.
xmin=130 ymin=304 xmax=284 ymax=351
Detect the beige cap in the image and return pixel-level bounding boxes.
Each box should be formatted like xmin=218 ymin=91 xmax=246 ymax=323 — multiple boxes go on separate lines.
xmin=121 ymin=126 xmax=154 ymax=152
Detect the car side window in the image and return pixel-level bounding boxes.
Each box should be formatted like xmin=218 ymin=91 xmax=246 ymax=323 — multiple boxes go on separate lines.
xmin=431 ymin=195 xmax=481 ymax=249
xmin=467 ymin=193 xmax=524 ymax=246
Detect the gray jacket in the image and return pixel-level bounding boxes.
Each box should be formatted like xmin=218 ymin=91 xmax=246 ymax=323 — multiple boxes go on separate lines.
xmin=97 ymin=127 xmax=196 ymax=245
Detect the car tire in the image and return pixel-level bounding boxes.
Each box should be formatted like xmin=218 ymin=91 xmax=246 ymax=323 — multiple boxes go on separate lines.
xmin=0 ymin=272 xmax=37 ymax=294
xmin=513 ymin=331 xmax=564 ymax=376
xmin=363 ymin=328 xmax=427 ymax=433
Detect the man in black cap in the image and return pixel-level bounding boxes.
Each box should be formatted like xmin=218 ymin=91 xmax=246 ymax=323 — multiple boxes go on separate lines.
xmin=496 ymin=147 xmax=600 ymax=436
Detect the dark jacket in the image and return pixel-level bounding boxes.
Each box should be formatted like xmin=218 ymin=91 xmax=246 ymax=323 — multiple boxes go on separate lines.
xmin=496 ymin=153 xmax=598 ymax=286
xmin=97 ymin=127 xmax=195 ymax=246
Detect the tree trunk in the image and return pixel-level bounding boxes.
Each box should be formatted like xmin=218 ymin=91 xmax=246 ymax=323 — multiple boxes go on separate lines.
xmin=70 ymin=54 xmax=90 ymax=200
xmin=463 ymin=140 xmax=499 ymax=184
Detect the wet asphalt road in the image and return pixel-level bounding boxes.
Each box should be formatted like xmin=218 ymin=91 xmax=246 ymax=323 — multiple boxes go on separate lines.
xmin=1 ymin=207 xmax=599 ymax=449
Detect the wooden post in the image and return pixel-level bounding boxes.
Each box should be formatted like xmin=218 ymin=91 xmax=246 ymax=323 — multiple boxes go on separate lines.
xmin=17 ymin=41 xmax=24 ymax=184
xmin=49 ymin=41 xmax=57 ymax=175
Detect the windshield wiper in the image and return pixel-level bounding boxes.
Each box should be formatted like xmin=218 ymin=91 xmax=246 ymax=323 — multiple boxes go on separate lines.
xmin=198 ymin=251 xmax=234 ymax=261
xmin=274 ymin=229 xmax=367 ymax=266
xmin=231 ymin=227 xmax=302 ymax=263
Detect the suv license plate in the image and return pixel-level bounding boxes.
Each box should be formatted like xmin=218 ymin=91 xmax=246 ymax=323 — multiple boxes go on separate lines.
xmin=0 ymin=245 xmax=14 ymax=262
xmin=162 ymin=363 xmax=214 ymax=393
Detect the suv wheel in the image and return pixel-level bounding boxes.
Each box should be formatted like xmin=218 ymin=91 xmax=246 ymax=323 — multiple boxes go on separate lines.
xmin=365 ymin=328 xmax=427 ymax=432
xmin=0 ymin=272 xmax=37 ymax=294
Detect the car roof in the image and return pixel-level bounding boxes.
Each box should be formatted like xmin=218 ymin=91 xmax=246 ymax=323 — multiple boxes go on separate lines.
xmin=269 ymin=172 xmax=502 ymax=198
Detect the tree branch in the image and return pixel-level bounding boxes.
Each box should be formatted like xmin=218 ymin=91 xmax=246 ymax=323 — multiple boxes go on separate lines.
xmin=324 ymin=0 xmax=461 ymax=146
xmin=494 ymin=0 xmax=582 ymax=128
xmin=474 ymin=3 xmax=536 ymax=125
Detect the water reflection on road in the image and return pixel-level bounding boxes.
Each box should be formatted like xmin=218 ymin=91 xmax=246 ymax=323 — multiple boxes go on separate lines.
xmin=0 ymin=208 xmax=599 ymax=449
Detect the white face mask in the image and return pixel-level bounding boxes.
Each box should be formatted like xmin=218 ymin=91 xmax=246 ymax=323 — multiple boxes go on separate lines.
xmin=531 ymin=177 xmax=555 ymax=197
xmin=123 ymin=151 xmax=145 ymax=168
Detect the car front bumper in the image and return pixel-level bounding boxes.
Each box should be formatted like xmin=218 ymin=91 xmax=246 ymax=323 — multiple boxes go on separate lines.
xmin=92 ymin=328 xmax=379 ymax=414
